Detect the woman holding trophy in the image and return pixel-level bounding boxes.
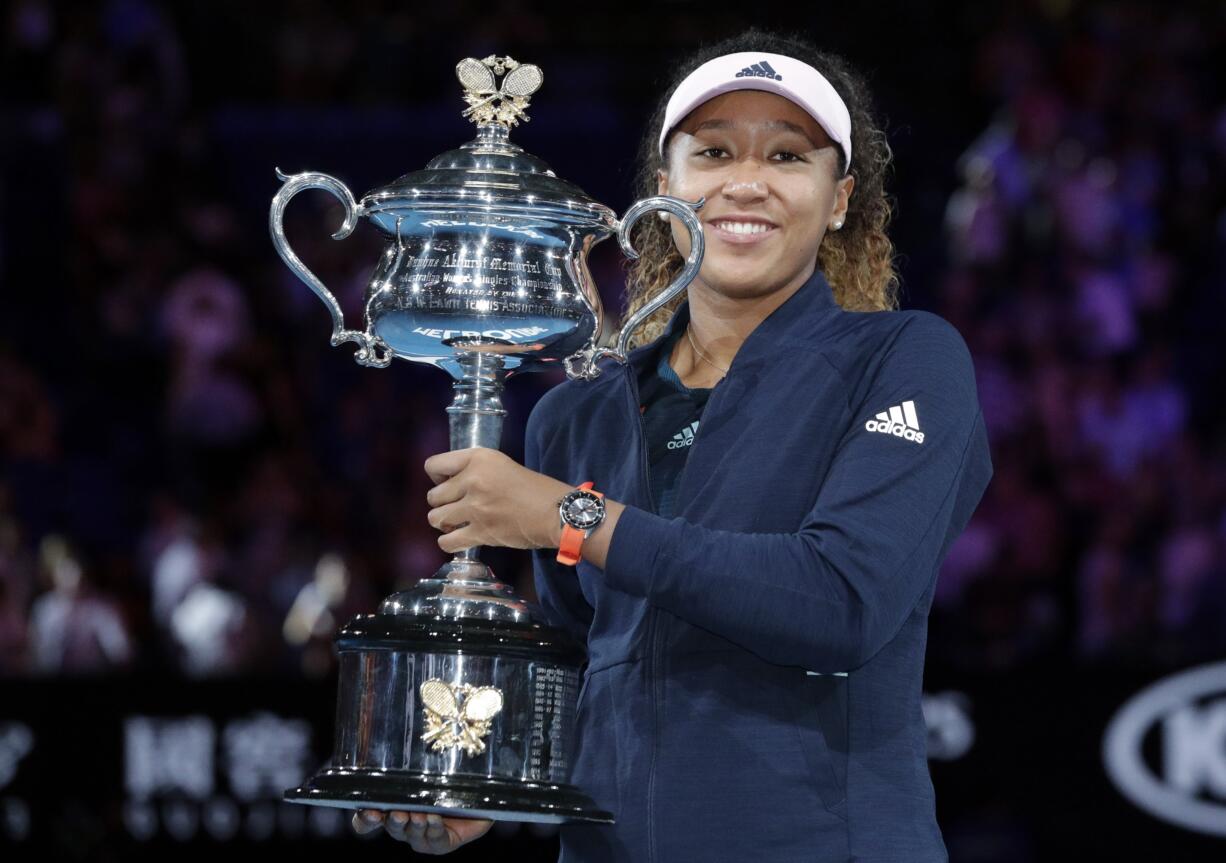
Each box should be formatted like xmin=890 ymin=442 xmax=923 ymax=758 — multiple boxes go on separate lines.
xmin=355 ymin=28 xmax=992 ymax=862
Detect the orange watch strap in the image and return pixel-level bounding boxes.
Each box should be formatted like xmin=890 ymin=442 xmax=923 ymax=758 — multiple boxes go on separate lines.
xmin=557 ymin=482 xmax=603 ymax=565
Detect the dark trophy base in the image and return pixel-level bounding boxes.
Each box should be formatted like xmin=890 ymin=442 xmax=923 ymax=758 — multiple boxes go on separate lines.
xmin=285 ymin=767 xmax=613 ymax=824
xmin=284 ymin=583 xmax=614 ymax=826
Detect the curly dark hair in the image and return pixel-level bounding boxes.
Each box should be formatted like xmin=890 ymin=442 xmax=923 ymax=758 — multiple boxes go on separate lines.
xmin=622 ymin=28 xmax=901 ymax=348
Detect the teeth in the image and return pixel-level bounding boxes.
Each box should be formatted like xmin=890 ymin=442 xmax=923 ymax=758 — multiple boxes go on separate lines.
xmin=713 ymin=221 xmax=771 ymax=235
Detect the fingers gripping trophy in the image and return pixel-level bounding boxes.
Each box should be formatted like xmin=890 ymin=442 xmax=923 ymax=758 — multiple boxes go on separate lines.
xmin=269 ymin=56 xmax=704 ymax=823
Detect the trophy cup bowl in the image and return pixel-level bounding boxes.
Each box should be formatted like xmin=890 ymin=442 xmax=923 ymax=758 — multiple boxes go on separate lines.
xmin=271 ymin=55 xmax=704 ymax=823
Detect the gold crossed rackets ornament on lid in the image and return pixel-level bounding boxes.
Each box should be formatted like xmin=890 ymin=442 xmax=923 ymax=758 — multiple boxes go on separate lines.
xmin=456 ymin=55 xmax=543 ymax=128
xmin=419 ymin=678 xmax=505 ymax=756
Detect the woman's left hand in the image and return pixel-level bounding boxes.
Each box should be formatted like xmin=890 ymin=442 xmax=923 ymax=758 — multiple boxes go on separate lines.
xmin=424 ymin=447 xmax=573 ymax=553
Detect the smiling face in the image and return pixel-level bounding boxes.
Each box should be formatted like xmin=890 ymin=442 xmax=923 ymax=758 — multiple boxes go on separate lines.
xmin=659 ymin=89 xmax=854 ymax=301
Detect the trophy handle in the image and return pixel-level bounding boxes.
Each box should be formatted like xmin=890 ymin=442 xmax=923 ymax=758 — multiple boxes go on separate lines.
xmin=563 ymin=195 xmax=705 ymax=381
xmin=269 ymin=169 xmax=392 ymax=368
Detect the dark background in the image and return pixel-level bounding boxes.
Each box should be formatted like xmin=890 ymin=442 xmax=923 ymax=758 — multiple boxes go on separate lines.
xmin=1 ymin=0 xmax=1224 ymax=860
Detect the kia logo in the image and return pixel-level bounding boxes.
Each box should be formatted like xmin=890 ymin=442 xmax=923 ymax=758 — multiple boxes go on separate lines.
xmin=1102 ymin=661 xmax=1226 ymax=837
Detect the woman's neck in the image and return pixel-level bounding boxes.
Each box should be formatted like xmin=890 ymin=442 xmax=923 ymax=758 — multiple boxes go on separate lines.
xmin=669 ymin=267 xmax=812 ymax=384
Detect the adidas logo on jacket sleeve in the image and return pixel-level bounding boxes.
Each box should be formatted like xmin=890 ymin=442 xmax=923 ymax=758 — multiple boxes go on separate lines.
xmin=864 ymin=399 xmax=925 ymax=444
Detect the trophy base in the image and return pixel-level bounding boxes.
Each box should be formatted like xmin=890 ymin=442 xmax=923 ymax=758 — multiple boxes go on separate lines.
xmin=285 ymin=767 xmax=614 ymax=824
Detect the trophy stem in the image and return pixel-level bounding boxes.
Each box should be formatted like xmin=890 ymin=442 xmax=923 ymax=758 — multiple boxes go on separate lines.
xmin=380 ymin=349 xmax=526 ymax=617
xmin=444 ymin=350 xmax=507 ymax=571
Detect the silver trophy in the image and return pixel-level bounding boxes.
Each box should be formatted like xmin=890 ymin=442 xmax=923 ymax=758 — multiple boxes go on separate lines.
xmin=271 ymin=55 xmax=703 ymax=823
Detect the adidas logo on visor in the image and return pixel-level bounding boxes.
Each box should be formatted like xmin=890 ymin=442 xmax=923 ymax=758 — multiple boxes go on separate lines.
xmin=734 ymin=61 xmax=783 ymax=81
xmin=865 ymin=400 xmax=925 ymax=444
xmin=666 ymin=420 xmax=700 ymax=450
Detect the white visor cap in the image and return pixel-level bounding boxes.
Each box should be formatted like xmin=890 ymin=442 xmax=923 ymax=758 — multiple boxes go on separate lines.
xmin=658 ymin=51 xmax=852 ymax=173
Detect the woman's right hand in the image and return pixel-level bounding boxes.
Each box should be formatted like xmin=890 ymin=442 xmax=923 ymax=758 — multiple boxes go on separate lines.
xmin=351 ymin=808 xmax=494 ymax=854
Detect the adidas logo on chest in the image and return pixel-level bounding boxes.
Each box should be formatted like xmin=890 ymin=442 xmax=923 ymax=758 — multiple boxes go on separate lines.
xmin=666 ymin=420 xmax=700 ymax=450
xmin=865 ymin=400 xmax=925 ymax=444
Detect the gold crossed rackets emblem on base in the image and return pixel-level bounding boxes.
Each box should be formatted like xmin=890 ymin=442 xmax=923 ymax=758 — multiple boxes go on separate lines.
xmin=419 ymin=678 xmax=505 ymax=757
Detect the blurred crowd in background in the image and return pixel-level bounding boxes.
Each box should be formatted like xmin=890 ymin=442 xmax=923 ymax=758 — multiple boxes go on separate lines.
xmin=0 ymin=0 xmax=1223 ymax=679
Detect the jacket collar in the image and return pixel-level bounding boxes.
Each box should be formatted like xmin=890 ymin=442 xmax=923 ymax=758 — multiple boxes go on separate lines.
xmin=623 ymin=266 xmax=839 ymax=375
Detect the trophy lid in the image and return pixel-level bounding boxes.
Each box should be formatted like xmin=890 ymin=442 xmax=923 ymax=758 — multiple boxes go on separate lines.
xmin=361 ymin=55 xmax=616 ymax=226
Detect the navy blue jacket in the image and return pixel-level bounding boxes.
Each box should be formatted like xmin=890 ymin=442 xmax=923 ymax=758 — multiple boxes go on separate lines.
xmin=524 ymin=268 xmax=993 ymax=862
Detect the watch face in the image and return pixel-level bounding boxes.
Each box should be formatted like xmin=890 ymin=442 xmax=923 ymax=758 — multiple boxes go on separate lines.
xmin=563 ymin=491 xmax=605 ymax=530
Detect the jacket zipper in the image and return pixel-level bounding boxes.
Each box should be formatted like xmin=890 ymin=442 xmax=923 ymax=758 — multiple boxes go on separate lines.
xmin=626 ymin=358 xmax=727 ymax=862
xmin=625 ymin=365 xmax=661 ymax=862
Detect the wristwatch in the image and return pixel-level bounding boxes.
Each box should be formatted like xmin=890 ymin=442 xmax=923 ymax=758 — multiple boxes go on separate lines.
xmin=556 ymin=481 xmax=606 ymax=565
